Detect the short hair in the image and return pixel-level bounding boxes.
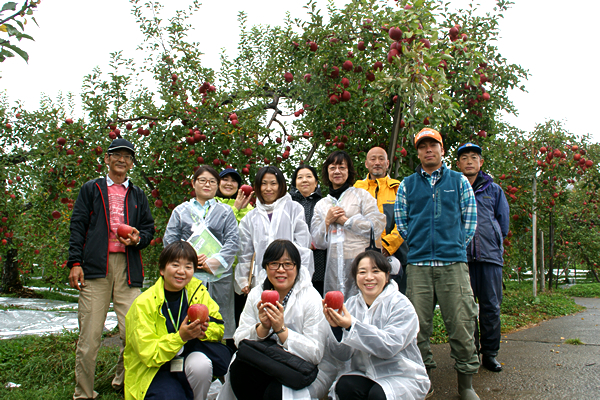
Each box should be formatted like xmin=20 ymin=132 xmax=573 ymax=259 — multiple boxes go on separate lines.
xmin=193 ymin=165 xmax=220 ymax=184
xmin=350 ymin=251 xmax=391 ymax=284
xmin=321 ymin=150 xmax=356 ymax=187
xmin=254 ymin=166 xmax=287 ymax=204
xmin=261 ymin=240 xmax=302 ymax=289
xmin=291 ymin=164 xmax=319 ymax=188
xmin=159 ymin=241 xmax=198 ymax=272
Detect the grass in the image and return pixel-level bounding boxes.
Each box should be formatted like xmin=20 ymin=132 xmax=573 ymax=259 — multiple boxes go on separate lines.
xmin=0 ymin=329 xmax=122 ymax=400
xmin=430 ymin=280 xmax=584 ymax=344
xmin=559 ymin=283 xmax=600 ymax=298
xmin=564 ymin=338 xmax=584 ymax=345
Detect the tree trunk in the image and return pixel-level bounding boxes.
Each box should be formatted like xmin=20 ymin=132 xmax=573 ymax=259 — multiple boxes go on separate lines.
xmin=548 ymin=211 xmax=554 ymax=289
xmin=1 ymin=247 xmax=23 ymax=293
xmin=386 ymin=100 xmax=403 ymax=175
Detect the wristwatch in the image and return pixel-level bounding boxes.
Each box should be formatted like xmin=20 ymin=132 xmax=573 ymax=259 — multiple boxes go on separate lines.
xmin=274 ymin=326 xmax=286 ymax=335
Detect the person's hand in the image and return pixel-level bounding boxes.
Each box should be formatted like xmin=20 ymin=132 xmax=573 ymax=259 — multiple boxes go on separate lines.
xmin=179 ymin=318 xmax=205 ymax=342
xmin=326 ymin=207 xmax=345 ymax=226
xmin=264 ymin=301 xmax=285 ymax=332
xmin=69 ymin=266 xmax=85 ymax=290
xmin=241 ymin=286 xmax=250 ymax=295
xmin=197 ymin=254 xmax=208 ymax=272
xmin=323 ymin=302 xmax=352 ymax=329
xmin=234 ymin=188 xmax=253 ymax=211
xmin=335 ymin=209 xmax=348 ymax=226
xmin=118 ymin=227 xmax=140 ymax=246
xmin=382 ymin=247 xmax=390 ymax=257
xmin=257 ymin=301 xmax=272 ymax=330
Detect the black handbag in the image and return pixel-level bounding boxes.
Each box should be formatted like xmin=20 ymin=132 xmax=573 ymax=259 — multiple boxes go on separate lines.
xmin=365 ymin=227 xmax=381 ymax=253
xmin=236 ymin=338 xmax=318 ymax=390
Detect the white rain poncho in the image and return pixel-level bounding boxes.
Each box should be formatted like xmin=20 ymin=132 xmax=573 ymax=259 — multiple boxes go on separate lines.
xmin=218 ymin=265 xmax=329 ymax=400
xmin=327 ymin=280 xmax=430 ymax=400
xmin=234 ymin=194 xmax=313 ymax=294
xmin=311 ymin=187 xmax=386 ymax=298
xmin=163 ymin=199 xmax=240 ymax=339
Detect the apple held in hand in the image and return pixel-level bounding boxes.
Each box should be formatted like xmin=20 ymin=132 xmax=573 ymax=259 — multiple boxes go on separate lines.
xmin=188 ymin=304 xmax=209 ymax=323
xmin=240 ymin=184 xmax=253 ymax=196
xmin=325 ymin=291 xmax=344 ymax=311
xmin=117 ymin=224 xmax=134 ymax=239
xmin=261 ymin=290 xmax=280 ymax=305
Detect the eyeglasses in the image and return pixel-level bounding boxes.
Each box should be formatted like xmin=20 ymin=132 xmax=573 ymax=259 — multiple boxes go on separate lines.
xmin=328 ymin=165 xmax=347 ymax=172
xmin=266 ymin=261 xmax=296 ymax=270
xmin=108 ymin=153 xmax=134 ymax=162
xmin=196 ymin=178 xmax=218 ymax=186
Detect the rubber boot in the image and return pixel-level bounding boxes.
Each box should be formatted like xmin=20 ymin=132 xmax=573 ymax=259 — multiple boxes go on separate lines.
xmin=457 ymin=372 xmax=479 ymax=400
xmin=425 ymin=367 xmax=434 ymax=398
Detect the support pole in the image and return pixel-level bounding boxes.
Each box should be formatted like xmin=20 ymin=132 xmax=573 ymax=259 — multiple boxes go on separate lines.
xmin=540 ymin=231 xmax=545 ymax=291
xmin=532 ymin=177 xmax=537 ymax=297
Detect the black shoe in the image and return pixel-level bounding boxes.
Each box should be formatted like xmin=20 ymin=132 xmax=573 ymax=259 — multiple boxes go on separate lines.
xmin=481 ymin=355 xmax=502 ymax=372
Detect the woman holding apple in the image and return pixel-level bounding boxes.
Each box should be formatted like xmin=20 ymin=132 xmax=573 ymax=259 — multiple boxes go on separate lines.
xmin=218 ymin=239 xmax=328 ymax=400
xmin=290 ymin=164 xmax=328 ymax=296
xmin=322 ymin=251 xmax=430 ymax=400
xmin=311 ymin=150 xmax=386 ymax=298
xmin=235 ymin=166 xmax=313 ymax=296
xmin=163 ymin=165 xmax=240 ymax=346
xmin=124 ymin=241 xmax=225 ymax=400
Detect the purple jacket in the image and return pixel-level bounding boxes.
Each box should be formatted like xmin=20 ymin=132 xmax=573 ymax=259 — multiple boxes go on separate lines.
xmin=468 ymin=171 xmax=510 ymax=265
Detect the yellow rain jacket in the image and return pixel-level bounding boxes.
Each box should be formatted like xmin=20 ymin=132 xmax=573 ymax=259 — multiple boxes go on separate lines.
xmin=354 ymin=175 xmax=404 ymax=255
xmin=124 ymin=277 xmax=224 ymax=400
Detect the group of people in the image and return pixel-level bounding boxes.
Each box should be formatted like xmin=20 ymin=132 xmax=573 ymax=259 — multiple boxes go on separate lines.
xmin=67 ymin=126 xmax=509 ymax=400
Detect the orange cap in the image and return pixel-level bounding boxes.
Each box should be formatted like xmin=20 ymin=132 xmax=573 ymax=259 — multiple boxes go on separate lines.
xmin=414 ymin=128 xmax=443 ymax=148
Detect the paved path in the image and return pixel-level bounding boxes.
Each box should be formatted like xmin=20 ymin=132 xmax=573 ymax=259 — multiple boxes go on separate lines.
xmin=428 ymin=297 xmax=600 ymax=399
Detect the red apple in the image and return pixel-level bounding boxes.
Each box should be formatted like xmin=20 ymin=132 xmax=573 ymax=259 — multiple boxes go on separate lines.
xmin=342 ymin=60 xmax=353 ymax=71
xmin=117 ymin=224 xmax=134 ymax=239
xmin=240 ymin=185 xmax=253 ymax=196
xmin=388 ymin=27 xmax=402 ymax=41
xmin=284 ymin=72 xmax=294 ymax=82
xmin=261 ymin=290 xmax=280 ymax=305
xmin=325 ymin=291 xmax=344 ymax=311
xmin=52 ymin=211 xmax=61 ymax=220
xmin=188 ymin=304 xmax=209 ymax=322
xmin=357 ymin=41 xmax=366 ymax=51
xmin=57 ymin=137 xmax=66 ymax=146
xmin=304 ymin=73 xmax=312 ymax=83
xmin=341 ymin=90 xmax=351 ymax=102
xmin=309 ymin=41 xmax=318 ymax=51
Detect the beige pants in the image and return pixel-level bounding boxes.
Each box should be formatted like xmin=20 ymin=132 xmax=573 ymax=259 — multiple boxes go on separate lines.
xmin=73 ymin=253 xmax=141 ymax=399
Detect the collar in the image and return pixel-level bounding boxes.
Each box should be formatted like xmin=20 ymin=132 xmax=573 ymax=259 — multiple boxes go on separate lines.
xmin=191 ymin=197 xmax=216 ymax=209
xmin=106 ymin=175 xmax=130 ymax=188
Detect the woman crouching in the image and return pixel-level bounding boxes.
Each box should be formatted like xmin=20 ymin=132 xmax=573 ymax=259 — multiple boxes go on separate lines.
xmin=124 ymin=241 xmax=228 ymax=400
xmin=323 ymin=251 xmax=430 ymax=400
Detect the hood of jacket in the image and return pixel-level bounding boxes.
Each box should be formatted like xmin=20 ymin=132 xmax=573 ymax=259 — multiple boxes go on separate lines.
xmin=255 ymin=192 xmax=292 ymax=212
xmin=472 ymin=171 xmax=493 ymax=193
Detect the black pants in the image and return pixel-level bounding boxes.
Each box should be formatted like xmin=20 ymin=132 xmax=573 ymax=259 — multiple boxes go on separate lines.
xmin=336 ymin=375 xmax=386 ymax=400
xmin=145 ymin=364 xmax=193 ymax=400
xmin=229 ymin=357 xmax=282 ymax=400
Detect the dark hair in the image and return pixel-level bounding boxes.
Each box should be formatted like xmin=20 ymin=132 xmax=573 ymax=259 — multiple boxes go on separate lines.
xmin=321 ymin=150 xmax=356 ymax=187
xmin=193 ymin=165 xmax=220 ymax=184
xmin=159 ymin=241 xmax=198 ymax=272
xmin=254 ymin=166 xmax=287 ymax=204
xmin=291 ymin=164 xmax=319 ymax=188
xmin=350 ymin=251 xmax=391 ymax=284
xmin=261 ymin=240 xmax=302 ymax=289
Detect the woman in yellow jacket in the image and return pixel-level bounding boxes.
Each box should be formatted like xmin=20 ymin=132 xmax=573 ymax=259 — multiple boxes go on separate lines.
xmin=124 ymin=241 xmax=226 ymax=400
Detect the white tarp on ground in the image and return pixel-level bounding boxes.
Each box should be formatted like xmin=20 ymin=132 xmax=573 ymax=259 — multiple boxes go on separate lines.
xmin=0 ymin=297 xmax=118 ymax=339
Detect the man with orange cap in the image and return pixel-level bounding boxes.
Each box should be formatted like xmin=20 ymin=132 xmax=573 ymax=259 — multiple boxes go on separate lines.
xmin=394 ymin=128 xmax=480 ymax=399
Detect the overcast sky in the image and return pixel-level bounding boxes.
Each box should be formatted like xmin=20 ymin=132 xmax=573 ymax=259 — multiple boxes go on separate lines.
xmin=1 ymin=0 xmax=598 ymax=143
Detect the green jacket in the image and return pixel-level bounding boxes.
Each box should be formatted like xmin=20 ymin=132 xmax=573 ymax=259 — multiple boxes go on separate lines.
xmin=215 ymin=196 xmax=253 ymax=223
xmin=124 ymin=277 xmax=223 ymax=400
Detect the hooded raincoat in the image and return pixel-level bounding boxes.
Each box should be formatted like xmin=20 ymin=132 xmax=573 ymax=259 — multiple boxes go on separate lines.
xmin=327 ymin=280 xmax=430 ymax=400
xmin=218 ymin=266 xmax=329 ymax=400
xmin=235 ymin=193 xmax=313 ymax=294
xmin=124 ymin=277 xmax=223 ymax=400
xmin=163 ymin=199 xmax=240 ymax=338
xmin=311 ymin=187 xmax=386 ymax=297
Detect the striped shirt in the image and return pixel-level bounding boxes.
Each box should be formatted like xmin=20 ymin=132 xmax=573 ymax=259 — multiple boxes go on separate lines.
xmin=395 ymin=164 xmax=477 ymax=266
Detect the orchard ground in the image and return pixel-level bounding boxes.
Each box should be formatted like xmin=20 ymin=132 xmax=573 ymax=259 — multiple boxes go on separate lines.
xmin=1 ymin=282 xmax=599 ymax=399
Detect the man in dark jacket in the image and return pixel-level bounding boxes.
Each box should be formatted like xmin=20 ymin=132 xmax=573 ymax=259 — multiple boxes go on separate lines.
xmin=68 ymin=138 xmax=155 ymax=399
xmin=457 ymin=142 xmax=510 ymax=373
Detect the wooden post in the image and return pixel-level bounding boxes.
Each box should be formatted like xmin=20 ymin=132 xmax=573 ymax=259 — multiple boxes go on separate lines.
xmin=540 ymin=231 xmax=545 ymax=291
xmin=532 ymin=177 xmax=537 ymax=297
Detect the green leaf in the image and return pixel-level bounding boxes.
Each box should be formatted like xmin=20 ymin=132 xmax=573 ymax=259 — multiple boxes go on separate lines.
xmin=1 ymin=2 xmax=18 ymax=12
xmin=3 ymin=42 xmax=28 ymax=62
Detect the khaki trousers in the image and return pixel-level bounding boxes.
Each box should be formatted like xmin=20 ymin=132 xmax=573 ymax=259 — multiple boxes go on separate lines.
xmin=73 ymin=253 xmax=141 ymax=399
xmin=406 ymin=262 xmax=480 ymax=374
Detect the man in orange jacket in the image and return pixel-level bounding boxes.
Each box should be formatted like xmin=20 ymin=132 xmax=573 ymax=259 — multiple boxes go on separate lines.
xmin=354 ymin=146 xmax=408 ymax=292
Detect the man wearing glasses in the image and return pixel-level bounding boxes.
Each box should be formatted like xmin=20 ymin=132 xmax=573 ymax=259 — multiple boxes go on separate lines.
xmin=68 ymin=138 xmax=155 ymax=399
